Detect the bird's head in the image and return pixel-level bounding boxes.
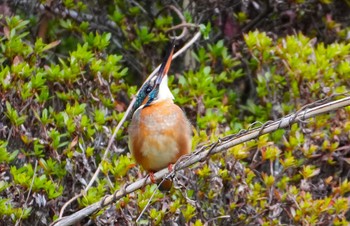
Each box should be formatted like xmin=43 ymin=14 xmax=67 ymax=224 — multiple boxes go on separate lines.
xmin=132 ymin=42 xmax=175 ymax=113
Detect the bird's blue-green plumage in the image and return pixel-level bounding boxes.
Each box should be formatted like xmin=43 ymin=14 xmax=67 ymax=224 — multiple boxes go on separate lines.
xmin=132 ymin=81 xmax=159 ymax=113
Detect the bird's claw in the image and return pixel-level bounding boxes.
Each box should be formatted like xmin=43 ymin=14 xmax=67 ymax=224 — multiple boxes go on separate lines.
xmin=149 ymin=172 xmax=156 ymax=183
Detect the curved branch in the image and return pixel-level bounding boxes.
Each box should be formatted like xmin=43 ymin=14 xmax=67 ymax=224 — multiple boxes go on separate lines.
xmin=166 ymin=5 xmax=189 ymax=40
xmin=166 ymin=23 xmax=199 ymax=32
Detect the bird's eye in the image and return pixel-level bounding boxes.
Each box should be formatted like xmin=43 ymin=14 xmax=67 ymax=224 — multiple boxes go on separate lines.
xmin=145 ymin=85 xmax=152 ymax=93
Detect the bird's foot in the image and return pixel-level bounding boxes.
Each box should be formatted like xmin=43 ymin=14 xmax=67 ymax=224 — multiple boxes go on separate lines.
xmin=149 ymin=172 xmax=157 ymax=184
xmin=168 ymin=163 xmax=173 ymax=172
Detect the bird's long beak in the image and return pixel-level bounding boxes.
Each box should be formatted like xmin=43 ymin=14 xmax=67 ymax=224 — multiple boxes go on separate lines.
xmin=155 ymin=42 xmax=175 ymax=86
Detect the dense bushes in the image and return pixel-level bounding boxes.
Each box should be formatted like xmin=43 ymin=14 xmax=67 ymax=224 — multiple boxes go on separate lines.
xmin=0 ymin=0 xmax=349 ymax=225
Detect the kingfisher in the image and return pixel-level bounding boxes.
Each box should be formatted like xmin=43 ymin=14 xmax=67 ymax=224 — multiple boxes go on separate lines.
xmin=128 ymin=42 xmax=192 ymax=190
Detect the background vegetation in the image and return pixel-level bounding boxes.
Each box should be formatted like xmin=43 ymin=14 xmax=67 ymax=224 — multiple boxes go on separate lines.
xmin=0 ymin=0 xmax=349 ymax=225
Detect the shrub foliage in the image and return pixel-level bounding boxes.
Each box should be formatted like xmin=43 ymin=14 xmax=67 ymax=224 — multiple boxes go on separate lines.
xmin=0 ymin=0 xmax=349 ymax=225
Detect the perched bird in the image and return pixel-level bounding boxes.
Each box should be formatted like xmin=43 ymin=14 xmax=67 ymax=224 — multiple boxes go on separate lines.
xmin=128 ymin=42 xmax=192 ymax=190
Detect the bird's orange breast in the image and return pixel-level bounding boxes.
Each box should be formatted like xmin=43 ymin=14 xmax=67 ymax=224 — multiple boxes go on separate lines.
xmin=128 ymin=100 xmax=192 ymax=172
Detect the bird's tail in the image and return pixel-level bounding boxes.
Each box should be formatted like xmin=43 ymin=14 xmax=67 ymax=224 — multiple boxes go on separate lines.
xmin=158 ymin=178 xmax=172 ymax=191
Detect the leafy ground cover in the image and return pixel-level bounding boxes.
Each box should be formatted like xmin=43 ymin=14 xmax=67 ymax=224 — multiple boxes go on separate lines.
xmin=0 ymin=0 xmax=349 ymax=225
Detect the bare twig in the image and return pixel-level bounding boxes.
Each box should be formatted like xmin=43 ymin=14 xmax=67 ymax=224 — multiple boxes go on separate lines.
xmin=52 ymin=96 xmax=350 ymax=226
xmin=135 ymin=183 xmax=161 ymax=222
xmin=15 ymin=160 xmax=38 ymax=226
xmin=166 ymin=23 xmax=199 ymax=32
xmin=166 ymin=5 xmax=189 ymax=40
xmin=135 ymin=170 xmax=176 ymax=222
